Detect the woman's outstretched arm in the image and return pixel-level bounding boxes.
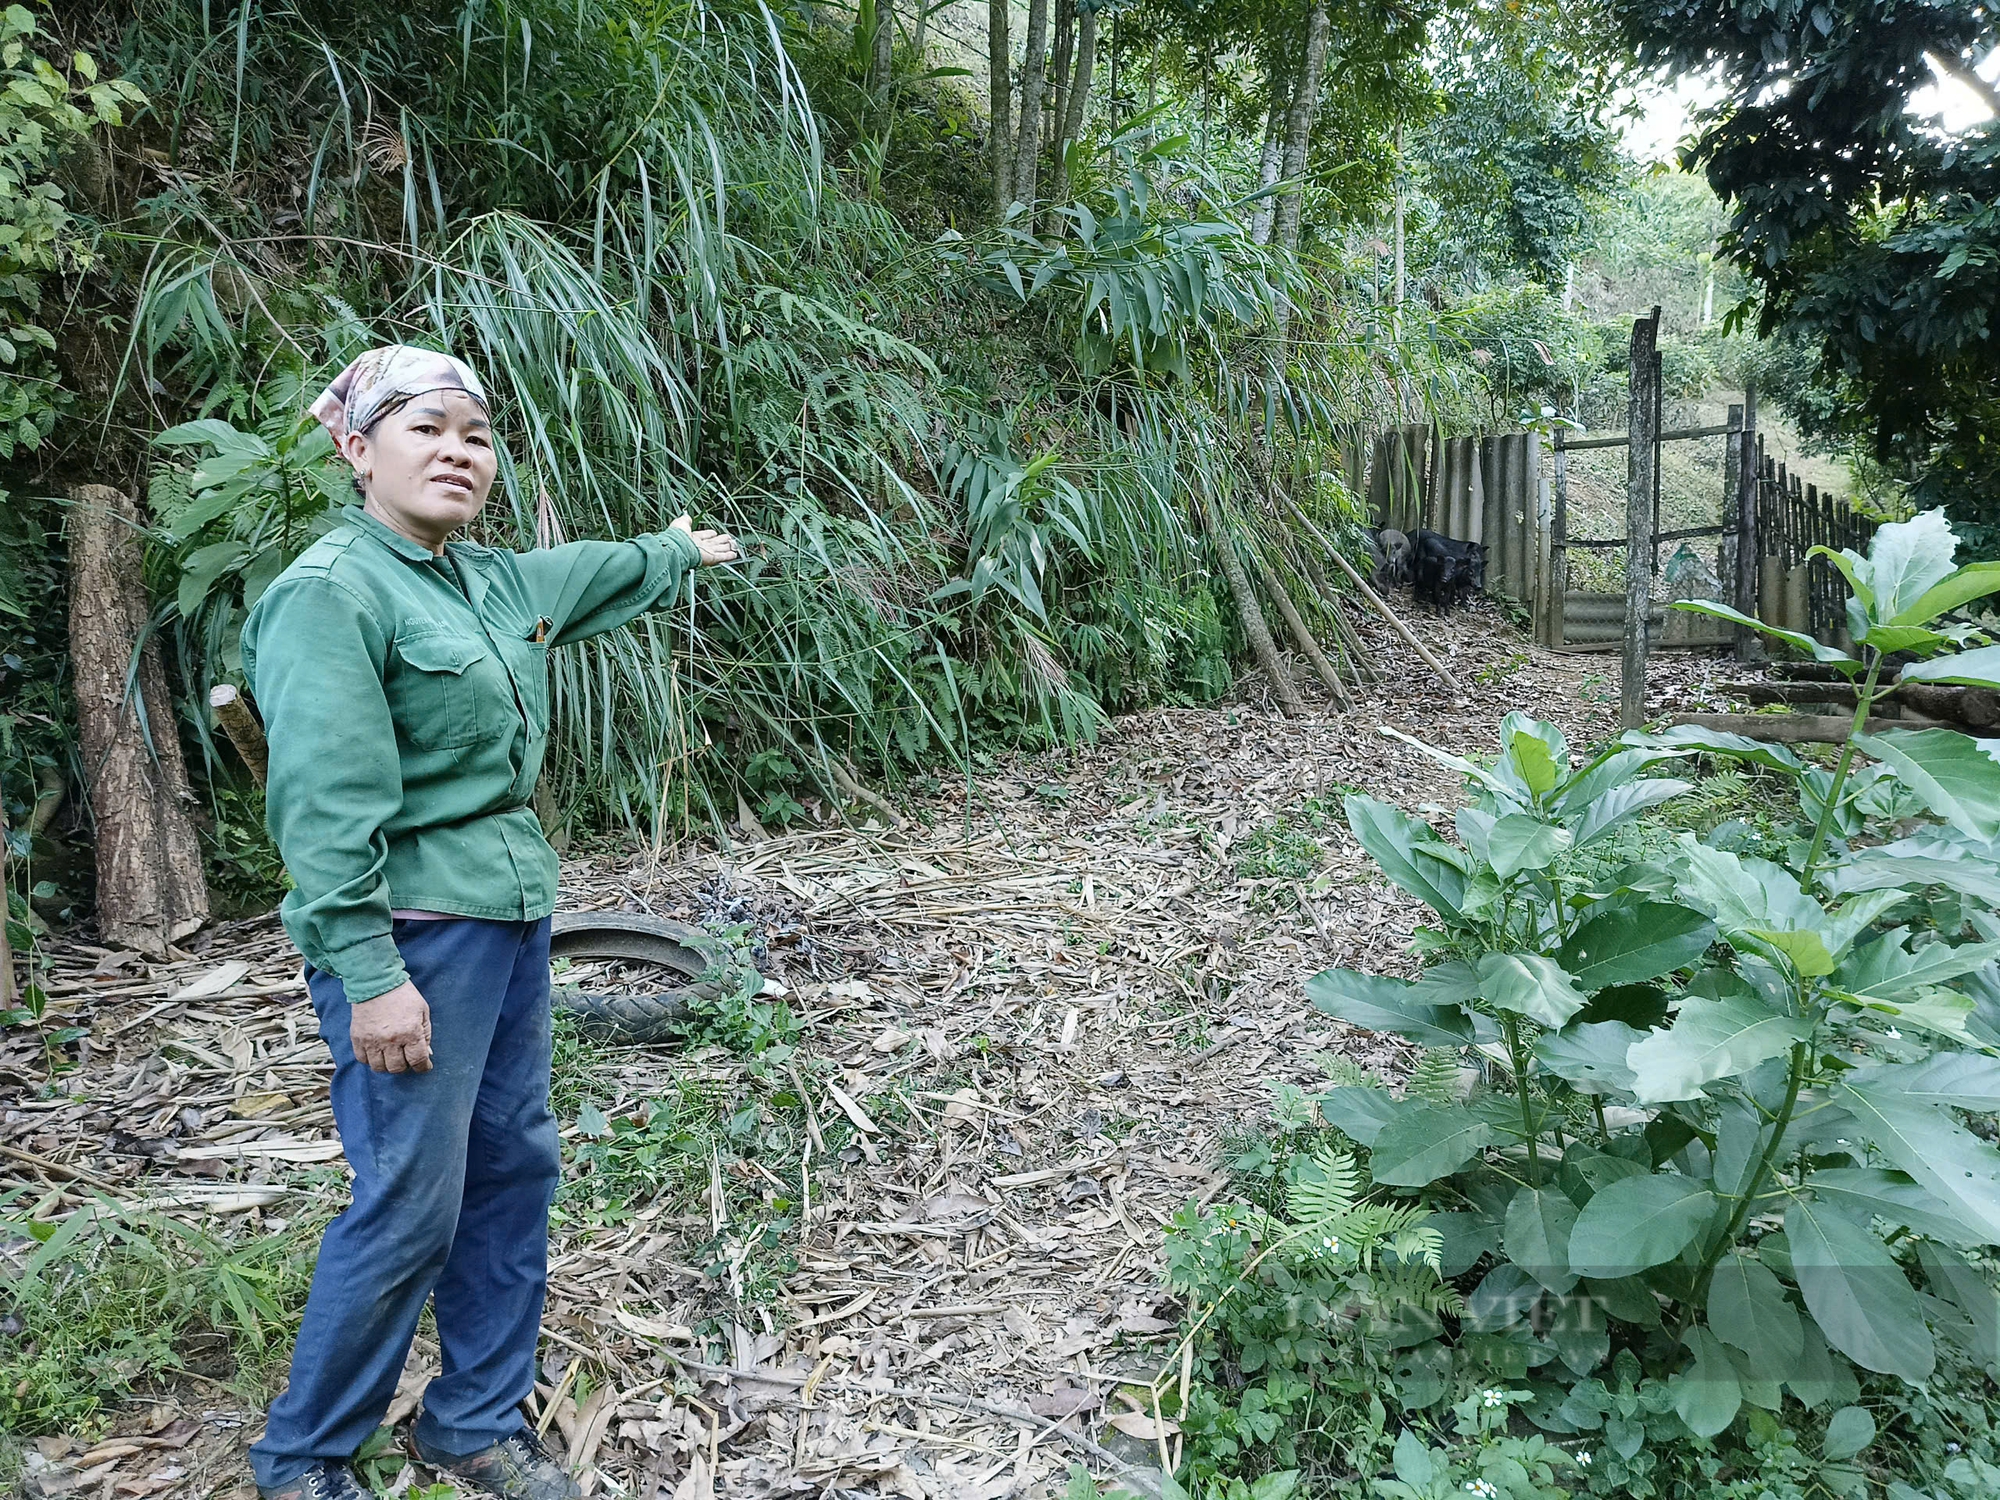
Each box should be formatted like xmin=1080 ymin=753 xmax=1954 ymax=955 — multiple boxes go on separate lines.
xmin=513 ymin=516 xmax=738 ymax=646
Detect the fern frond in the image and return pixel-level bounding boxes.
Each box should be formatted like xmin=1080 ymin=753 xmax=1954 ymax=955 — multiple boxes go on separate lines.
xmin=1387 ymin=1223 xmax=1445 ymax=1274
xmin=1287 ymin=1147 xmax=1361 ymax=1227
xmin=1313 ymin=1051 xmax=1378 ymax=1089
xmin=1403 ymin=1048 xmax=1464 ymax=1106
xmin=1365 ymin=1261 xmax=1462 ymax=1316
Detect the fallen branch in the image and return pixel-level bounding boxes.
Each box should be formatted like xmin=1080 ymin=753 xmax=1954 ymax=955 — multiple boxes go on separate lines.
xmin=1667 ymin=711 xmax=1942 ymax=744
xmin=1721 ymin=679 xmax=2000 ymax=729
xmin=0 ymin=1142 xmax=125 ymax=1195
xmin=1327 ymin=550 xmax=1465 ymax=694
xmin=829 ymin=760 xmax=907 ymax=829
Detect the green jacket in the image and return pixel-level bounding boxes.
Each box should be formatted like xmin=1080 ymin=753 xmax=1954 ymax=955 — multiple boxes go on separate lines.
xmin=242 ymin=506 xmax=702 ymax=1002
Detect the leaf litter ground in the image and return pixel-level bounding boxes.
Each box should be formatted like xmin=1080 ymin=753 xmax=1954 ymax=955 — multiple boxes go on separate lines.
xmin=4 ymin=607 xmax=1741 ymax=1500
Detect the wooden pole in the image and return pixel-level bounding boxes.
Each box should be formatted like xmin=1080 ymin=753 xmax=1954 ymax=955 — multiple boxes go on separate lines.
xmin=1328 ymin=548 xmax=1465 ymax=693
xmin=1552 ymin=429 xmax=1569 ymax=649
xmin=1622 ymin=308 xmax=1662 ymax=730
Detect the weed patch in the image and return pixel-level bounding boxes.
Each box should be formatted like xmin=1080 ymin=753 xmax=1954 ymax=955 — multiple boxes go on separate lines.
xmin=1233 ymin=817 xmax=1328 ymax=884
xmin=0 ymin=1197 xmax=326 ymax=1435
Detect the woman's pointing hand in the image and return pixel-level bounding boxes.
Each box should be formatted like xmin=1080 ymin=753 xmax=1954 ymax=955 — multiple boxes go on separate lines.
xmin=670 ymin=513 xmax=741 ymax=567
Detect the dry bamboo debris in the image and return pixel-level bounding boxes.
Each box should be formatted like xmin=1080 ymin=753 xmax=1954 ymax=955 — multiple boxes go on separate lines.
xmin=11 ymin=607 xmax=1726 ymax=1498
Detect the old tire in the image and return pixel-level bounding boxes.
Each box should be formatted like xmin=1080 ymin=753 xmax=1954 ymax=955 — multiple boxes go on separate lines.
xmin=548 ymin=910 xmax=762 ymax=1044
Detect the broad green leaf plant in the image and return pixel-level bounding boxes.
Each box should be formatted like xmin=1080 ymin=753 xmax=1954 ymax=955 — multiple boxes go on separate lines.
xmin=1306 ymin=511 xmax=2000 ymax=1482
xmin=148 ymin=395 xmax=350 ymax=687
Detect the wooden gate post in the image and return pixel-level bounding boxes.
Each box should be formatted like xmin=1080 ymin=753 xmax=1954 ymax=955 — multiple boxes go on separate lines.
xmin=1551 ymin=429 xmax=1570 ymax=648
xmin=1733 ymin=388 xmax=1761 ymax=659
xmin=1621 ymin=308 xmax=1662 ymax=730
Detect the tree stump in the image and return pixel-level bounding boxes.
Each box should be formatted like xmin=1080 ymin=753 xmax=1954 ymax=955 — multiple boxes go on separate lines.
xmin=68 ymin=484 xmax=209 ymax=955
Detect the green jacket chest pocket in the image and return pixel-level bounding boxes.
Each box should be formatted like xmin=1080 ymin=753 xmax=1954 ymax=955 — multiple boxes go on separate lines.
xmin=389 ymin=632 xmax=494 ymax=751
xmin=495 ymin=636 xmax=551 ymax=737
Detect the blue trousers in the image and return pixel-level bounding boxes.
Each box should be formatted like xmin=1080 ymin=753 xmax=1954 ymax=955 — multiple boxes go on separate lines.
xmin=251 ymin=918 xmax=559 ymax=1487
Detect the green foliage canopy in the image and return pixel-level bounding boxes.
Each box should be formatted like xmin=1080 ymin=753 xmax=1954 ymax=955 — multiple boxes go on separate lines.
xmin=1613 ymin=0 xmax=2000 ymax=535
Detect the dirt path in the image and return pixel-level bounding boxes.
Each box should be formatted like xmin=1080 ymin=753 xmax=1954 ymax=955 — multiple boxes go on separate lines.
xmin=6 ymin=607 xmax=1731 ymax=1500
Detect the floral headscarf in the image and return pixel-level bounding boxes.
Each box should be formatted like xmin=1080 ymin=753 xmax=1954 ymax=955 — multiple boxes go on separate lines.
xmin=309 ymin=345 xmax=489 ymax=444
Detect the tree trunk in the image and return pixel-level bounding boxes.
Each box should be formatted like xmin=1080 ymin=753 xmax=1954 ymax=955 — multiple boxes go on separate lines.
xmin=1058 ymin=9 xmax=1096 ymax=157
xmin=1204 ymin=497 xmax=1302 ymax=716
xmin=867 ymin=0 xmax=894 ymax=97
xmin=1392 ymin=123 xmax=1405 ymax=311
xmin=69 ymin=483 xmax=209 ymax=956
xmin=1049 ymin=0 xmax=1076 ymax=162
xmin=1271 ymin=0 xmax=1330 ymax=255
xmin=1249 ymin=92 xmax=1287 ymax=246
xmin=1013 ymin=0 xmax=1052 ymax=209
xmin=1622 ymin=309 xmax=1661 ymax=730
xmin=989 ymin=0 xmax=1013 ymax=216
xmin=1046 ymin=4 xmax=1098 ymax=210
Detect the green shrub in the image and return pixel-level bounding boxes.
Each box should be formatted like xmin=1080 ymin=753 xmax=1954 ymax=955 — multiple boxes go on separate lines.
xmin=1166 ymin=511 xmax=2000 ymax=1498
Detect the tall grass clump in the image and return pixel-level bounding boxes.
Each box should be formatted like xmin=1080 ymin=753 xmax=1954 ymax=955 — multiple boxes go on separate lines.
xmin=64 ymin=0 xmax=1463 ymax=845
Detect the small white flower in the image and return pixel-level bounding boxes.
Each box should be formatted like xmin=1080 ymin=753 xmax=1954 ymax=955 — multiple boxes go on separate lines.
xmin=1886 ymin=1027 xmax=1903 ymax=1039
xmin=1466 ymin=1482 xmax=1499 ymax=1499
xmin=1321 ymin=1234 xmax=1341 ymax=1253
xmin=1480 ymin=1389 xmax=1506 ymax=1409
xmin=1576 ymin=1451 xmax=1592 ymax=1467
xmin=1948 ymin=1442 xmax=1963 ymax=1454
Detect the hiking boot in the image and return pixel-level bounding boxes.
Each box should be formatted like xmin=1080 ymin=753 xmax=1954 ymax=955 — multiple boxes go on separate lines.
xmin=257 ymin=1462 xmax=370 ymax=1500
xmin=413 ymin=1428 xmax=581 ymax=1500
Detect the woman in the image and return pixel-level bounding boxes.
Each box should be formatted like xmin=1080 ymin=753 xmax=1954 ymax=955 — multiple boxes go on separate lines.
xmin=243 ymin=346 xmax=739 ymax=1500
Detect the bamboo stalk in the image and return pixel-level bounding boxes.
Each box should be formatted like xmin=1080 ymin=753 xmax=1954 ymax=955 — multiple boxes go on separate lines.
xmin=1270 ymin=492 xmax=1387 ymax=685
xmin=1323 ymin=589 xmax=1382 ymax=684
xmin=210 ymin=684 xmax=269 ymax=786
xmin=1203 ymin=497 xmax=1303 ymax=715
xmin=1327 ymin=549 xmax=1464 ymax=693
xmin=1292 ymin=546 xmax=1379 ymax=685
xmin=1254 ymin=554 xmax=1348 ymax=708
